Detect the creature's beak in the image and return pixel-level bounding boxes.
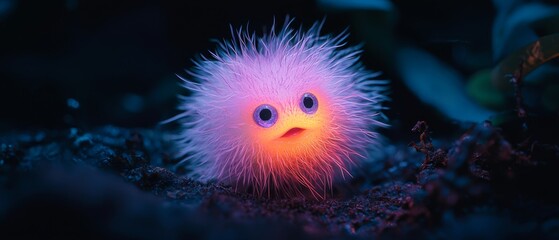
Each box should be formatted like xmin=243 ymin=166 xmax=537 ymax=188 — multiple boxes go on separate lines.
xmin=280 ymin=127 xmax=306 ymax=138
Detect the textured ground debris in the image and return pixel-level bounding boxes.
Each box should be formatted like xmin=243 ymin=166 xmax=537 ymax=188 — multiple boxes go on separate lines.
xmin=0 ymin=120 xmax=558 ymax=239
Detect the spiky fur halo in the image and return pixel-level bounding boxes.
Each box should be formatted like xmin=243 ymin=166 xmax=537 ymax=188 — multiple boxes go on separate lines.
xmin=169 ymin=18 xmax=388 ymax=199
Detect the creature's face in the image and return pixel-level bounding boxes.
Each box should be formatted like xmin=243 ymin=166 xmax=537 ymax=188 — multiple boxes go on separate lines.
xmin=248 ymin=90 xmax=330 ymax=159
xmin=173 ymin=21 xmax=386 ymax=198
xmin=232 ymin=65 xmax=335 ymax=162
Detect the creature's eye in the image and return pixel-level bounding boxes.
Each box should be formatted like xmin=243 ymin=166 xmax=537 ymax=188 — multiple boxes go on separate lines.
xmin=253 ymin=104 xmax=278 ymax=128
xmin=299 ymin=92 xmax=318 ymax=114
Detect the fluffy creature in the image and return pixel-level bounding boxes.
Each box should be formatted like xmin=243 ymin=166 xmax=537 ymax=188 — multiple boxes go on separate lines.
xmin=169 ymin=19 xmax=387 ymax=199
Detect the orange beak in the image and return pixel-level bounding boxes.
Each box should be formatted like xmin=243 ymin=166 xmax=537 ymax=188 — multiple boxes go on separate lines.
xmin=280 ymin=127 xmax=306 ymax=138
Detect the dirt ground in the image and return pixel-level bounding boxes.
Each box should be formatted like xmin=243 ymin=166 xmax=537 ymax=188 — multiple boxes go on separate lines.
xmin=1 ymin=118 xmax=558 ymax=239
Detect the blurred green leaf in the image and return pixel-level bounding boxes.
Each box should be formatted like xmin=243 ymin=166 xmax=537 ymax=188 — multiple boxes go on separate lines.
xmin=396 ymin=47 xmax=495 ymax=122
xmin=466 ymin=69 xmax=507 ymax=110
xmin=491 ymin=34 xmax=559 ymax=90
xmin=492 ymin=1 xmax=559 ymax=61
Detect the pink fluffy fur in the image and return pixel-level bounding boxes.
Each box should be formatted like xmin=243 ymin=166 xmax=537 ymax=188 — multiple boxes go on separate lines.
xmin=169 ymin=18 xmax=387 ymax=199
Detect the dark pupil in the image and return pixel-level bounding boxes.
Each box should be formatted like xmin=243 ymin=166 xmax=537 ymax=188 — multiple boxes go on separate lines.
xmin=259 ymin=109 xmax=272 ymax=121
xmin=303 ymin=97 xmax=314 ymax=108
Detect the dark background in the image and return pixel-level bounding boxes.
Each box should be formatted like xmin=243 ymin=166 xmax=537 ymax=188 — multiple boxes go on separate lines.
xmin=0 ymin=0 xmax=495 ymax=135
xmin=2 ymin=1 xmax=559 ymax=239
